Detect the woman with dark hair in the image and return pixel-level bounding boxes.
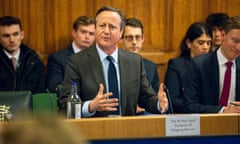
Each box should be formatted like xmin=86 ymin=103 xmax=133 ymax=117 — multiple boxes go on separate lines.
xmin=164 ymin=22 xmax=212 ymax=113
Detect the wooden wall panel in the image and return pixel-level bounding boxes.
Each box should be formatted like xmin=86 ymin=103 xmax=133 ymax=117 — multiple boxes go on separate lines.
xmin=207 ymin=0 xmax=240 ymax=16
xmin=169 ymin=0 xmax=209 ymax=54
xmin=1 ymin=0 xmax=240 ymax=81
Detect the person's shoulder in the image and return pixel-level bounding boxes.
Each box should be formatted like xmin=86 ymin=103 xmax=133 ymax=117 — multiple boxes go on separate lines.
xmin=50 ymin=45 xmax=73 ymax=58
xmin=20 ymin=44 xmax=44 ymax=64
xmin=143 ymin=58 xmax=157 ymax=66
xmin=168 ymin=56 xmax=190 ymax=66
xmin=119 ymin=48 xmax=141 ymax=59
xmin=192 ymin=52 xmax=213 ymax=64
xmin=20 ymin=44 xmax=39 ymax=57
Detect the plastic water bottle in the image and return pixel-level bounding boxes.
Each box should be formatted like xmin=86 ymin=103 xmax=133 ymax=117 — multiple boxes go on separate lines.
xmin=67 ymin=82 xmax=81 ymax=119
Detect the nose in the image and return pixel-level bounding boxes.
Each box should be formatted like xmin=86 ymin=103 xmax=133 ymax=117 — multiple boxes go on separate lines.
xmin=103 ymin=26 xmax=110 ymax=34
xmin=214 ymin=29 xmax=222 ymax=36
xmin=202 ymin=42 xmax=210 ymax=51
xmin=85 ymin=33 xmax=90 ymax=39
xmin=132 ymin=38 xmax=137 ymax=44
xmin=9 ymin=35 xmax=15 ymax=42
xmin=236 ymin=44 xmax=240 ymax=51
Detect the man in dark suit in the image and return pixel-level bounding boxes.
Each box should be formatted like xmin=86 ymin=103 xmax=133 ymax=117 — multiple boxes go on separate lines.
xmin=60 ymin=6 xmax=168 ymax=117
xmin=0 ymin=16 xmax=45 ymax=94
xmin=46 ymin=16 xmax=95 ymax=92
xmin=121 ymin=18 xmax=160 ymax=114
xmin=183 ymin=16 xmax=240 ymax=113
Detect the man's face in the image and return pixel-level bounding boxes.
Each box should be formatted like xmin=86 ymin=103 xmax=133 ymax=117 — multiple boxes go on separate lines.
xmin=95 ymin=11 xmax=123 ymax=50
xmin=72 ymin=24 xmax=95 ymax=49
xmin=122 ymin=26 xmax=144 ymax=53
xmin=212 ymin=26 xmax=224 ymax=47
xmin=221 ymin=29 xmax=240 ymax=61
xmin=0 ymin=24 xmax=23 ymax=54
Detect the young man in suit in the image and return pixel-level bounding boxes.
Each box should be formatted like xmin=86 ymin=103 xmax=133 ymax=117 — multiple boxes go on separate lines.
xmin=183 ymin=16 xmax=240 ymax=113
xmin=60 ymin=6 xmax=168 ymax=117
xmin=0 ymin=16 xmax=45 ymax=94
xmin=46 ymin=16 xmax=95 ymax=92
xmin=121 ymin=18 xmax=160 ymax=114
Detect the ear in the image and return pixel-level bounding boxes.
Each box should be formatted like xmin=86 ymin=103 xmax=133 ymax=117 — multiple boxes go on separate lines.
xmin=72 ymin=29 xmax=76 ymax=38
xmin=185 ymin=38 xmax=192 ymax=49
xmin=221 ymin=30 xmax=226 ymax=38
xmin=142 ymin=34 xmax=145 ymax=43
xmin=119 ymin=30 xmax=123 ymax=38
xmin=20 ymin=30 xmax=24 ymax=40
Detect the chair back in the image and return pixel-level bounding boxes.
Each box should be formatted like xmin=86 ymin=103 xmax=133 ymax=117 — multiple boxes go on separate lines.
xmin=32 ymin=93 xmax=58 ymax=115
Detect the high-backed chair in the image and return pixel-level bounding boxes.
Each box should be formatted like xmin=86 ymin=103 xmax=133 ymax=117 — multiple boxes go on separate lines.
xmin=32 ymin=93 xmax=58 ymax=116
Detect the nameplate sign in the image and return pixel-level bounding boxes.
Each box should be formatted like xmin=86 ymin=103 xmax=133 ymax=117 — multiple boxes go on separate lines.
xmin=165 ymin=114 xmax=200 ymax=136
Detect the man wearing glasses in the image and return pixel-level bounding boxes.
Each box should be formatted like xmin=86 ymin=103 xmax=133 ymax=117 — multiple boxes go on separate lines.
xmin=121 ymin=18 xmax=160 ymax=114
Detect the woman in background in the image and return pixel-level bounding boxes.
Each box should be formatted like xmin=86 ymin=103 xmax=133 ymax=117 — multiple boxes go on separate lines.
xmin=165 ymin=22 xmax=212 ymax=113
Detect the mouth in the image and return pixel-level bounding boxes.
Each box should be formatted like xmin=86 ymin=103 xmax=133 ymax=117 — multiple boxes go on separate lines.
xmin=8 ymin=44 xmax=16 ymax=48
xmin=83 ymin=41 xmax=91 ymax=44
xmin=102 ymin=36 xmax=110 ymax=41
xmin=130 ymin=47 xmax=139 ymax=51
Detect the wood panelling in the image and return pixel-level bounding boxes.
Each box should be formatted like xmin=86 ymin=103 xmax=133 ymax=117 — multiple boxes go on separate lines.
xmin=1 ymin=0 xmax=240 ymax=81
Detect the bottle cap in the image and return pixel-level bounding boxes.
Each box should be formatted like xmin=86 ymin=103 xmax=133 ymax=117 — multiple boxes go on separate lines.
xmin=71 ymin=82 xmax=77 ymax=86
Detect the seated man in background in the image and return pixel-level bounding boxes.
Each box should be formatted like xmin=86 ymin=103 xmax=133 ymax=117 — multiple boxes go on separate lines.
xmin=183 ymin=16 xmax=240 ymax=113
xmin=0 ymin=16 xmax=45 ymax=94
xmin=206 ymin=12 xmax=229 ymax=51
xmin=46 ymin=16 xmax=95 ymax=93
xmin=121 ymin=18 xmax=160 ymax=114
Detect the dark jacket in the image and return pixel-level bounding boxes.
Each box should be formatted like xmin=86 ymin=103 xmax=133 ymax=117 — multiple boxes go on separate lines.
xmin=143 ymin=58 xmax=160 ymax=93
xmin=46 ymin=45 xmax=74 ymax=92
xmin=183 ymin=50 xmax=240 ymax=113
xmin=0 ymin=44 xmax=45 ymax=94
xmin=165 ymin=56 xmax=191 ymax=113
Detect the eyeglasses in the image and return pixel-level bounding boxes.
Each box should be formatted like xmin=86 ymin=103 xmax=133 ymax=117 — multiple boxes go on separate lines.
xmin=124 ymin=35 xmax=143 ymax=41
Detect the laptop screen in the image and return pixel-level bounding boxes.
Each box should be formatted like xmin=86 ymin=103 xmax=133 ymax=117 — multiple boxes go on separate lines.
xmin=0 ymin=91 xmax=32 ymax=118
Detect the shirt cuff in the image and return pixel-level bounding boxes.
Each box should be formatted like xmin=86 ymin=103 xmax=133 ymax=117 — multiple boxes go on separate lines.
xmin=82 ymin=100 xmax=96 ymax=117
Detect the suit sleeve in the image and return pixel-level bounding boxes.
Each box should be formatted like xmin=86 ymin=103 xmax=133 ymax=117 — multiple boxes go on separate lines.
xmin=59 ymin=56 xmax=81 ymax=110
xmin=183 ymin=59 xmax=221 ymax=113
xmin=138 ymin=58 xmax=160 ymax=114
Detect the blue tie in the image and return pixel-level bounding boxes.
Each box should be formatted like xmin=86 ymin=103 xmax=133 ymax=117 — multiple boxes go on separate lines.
xmin=106 ymin=56 xmax=120 ymax=115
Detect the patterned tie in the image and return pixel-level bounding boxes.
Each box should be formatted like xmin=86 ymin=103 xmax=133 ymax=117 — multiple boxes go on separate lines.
xmin=219 ymin=61 xmax=233 ymax=106
xmin=11 ymin=57 xmax=17 ymax=72
xmin=106 ymin=56 xmax=120 ymax=115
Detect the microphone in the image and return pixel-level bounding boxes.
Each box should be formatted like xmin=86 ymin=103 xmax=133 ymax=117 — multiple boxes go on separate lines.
xmin=46 ymin=89 xmax=55 ymax=113
xmin=163 ymin=84 xmax=174 ymax=114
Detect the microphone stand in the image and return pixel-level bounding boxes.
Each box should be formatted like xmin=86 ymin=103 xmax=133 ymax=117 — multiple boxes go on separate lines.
xmin=163 ymin=84 xmax=174 ymax=114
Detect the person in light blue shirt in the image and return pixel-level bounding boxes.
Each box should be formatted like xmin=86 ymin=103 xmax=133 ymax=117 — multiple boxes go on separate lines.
xmin=60 ymin=6 xmax=168 ymax=117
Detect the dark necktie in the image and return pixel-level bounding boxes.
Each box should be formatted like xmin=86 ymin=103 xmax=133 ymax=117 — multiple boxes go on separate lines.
xmin=219 ymin=61 xmax=233 ymax=106
xmin=106 ymin=56 xmax=120 ymax=115
xmin=11 ymin=57 xmax=17 ymax=72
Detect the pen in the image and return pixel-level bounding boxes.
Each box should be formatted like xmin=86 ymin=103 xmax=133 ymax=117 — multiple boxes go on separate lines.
xmin=230 ymin=102 xmax=240 ymax=106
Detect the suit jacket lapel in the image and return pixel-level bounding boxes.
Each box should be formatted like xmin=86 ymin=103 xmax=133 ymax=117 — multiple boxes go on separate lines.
xmin=118 ymin=49 xmax=130 ymax=113
xmin=210 ymin=52 xmax=220 ymax=104
xmin=87 ymin=46 xmax=106 ymax=92
xmin=67 ymin=44 xmax=74 ymax=56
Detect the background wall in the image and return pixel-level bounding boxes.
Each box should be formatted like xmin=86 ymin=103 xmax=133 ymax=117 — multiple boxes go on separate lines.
xmin=0 ymin=0 xmax=239 ymax=81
